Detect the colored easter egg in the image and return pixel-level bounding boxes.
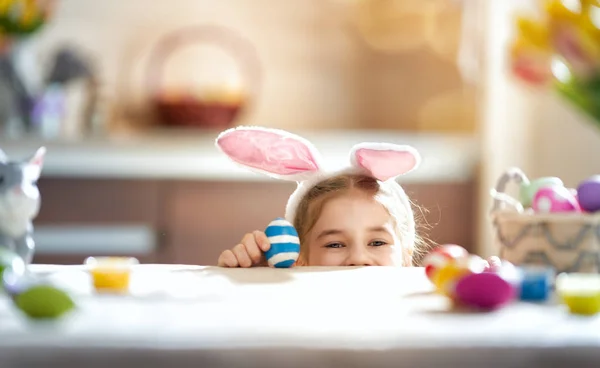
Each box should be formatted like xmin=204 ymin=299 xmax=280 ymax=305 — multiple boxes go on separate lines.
xmin=422 ymin=244 xmax=469 ymax=281
xmin=454 ymin=260 xmax=521 ymax=310
xmin=455 ymin=272 xmax=516 ymax=310
xmin=532 ymin=186 xmax=581 ymax=213
xmin=519 ymin=177 xmax=563 ymax=208
xmin=577 ymin=176 xmax=600 ymax=212
xmin=556 ymin=272 xmax=600 ymax=316
xmin=517 ymin=265 xmax=554 ymax=302
xmin=264 ymin=218 xmax=300 ymax=268
xmin=432 ymin=254 xmax=486 ymax=298
xmin=14 ymin=285 xmax=75 ymax=319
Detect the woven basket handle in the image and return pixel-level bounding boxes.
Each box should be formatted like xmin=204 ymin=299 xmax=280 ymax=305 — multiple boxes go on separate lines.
xmin=490 ymin=167 xmax=530 ymax=213
xmin=145 ymin=24 xmax=262 ymax=100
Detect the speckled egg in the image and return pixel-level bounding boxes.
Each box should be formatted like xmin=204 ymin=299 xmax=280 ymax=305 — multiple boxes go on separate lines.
xmin=422 ymin=244 xmax=469 ymax=282
xmin=264 ymin=218 xmax=300 ymax=268
xmin=577 ymin=176 xmax=600 ymax=213
xmin=519 ymin=177 xmax=563 ymax=208
xmin=532 ymin=186 xmax=581 ymax=213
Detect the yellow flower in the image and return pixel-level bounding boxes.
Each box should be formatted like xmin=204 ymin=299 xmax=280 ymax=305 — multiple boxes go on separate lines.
xmin=515 ymin=16 xmax=552 ymax=50
xmin=544 ymin=0 xmax=582 ymax=23
xmin=0 ymin=0 xmax=14 ymax=14
xmin=20 ymin=0 xmax=39 ymax=26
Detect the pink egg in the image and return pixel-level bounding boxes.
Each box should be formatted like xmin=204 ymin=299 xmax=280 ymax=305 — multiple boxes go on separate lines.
xmin=532 ymin=186 xmax=581 ymax=213
xmin=454 ymin=272 xmax=517 ymax=310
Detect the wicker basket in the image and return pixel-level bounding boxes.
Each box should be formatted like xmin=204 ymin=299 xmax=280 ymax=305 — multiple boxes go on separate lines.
xmin=145 ymin=24 xmax=262 ymax=129
xmin=490 ymin=168 xmax=600 ymax=274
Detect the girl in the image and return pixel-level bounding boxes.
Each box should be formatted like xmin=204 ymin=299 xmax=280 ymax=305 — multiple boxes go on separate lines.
xmin=215 ymin=126 xmax=498 ymax=268
xmin=215 ymin=125 xmax=422 ymax=267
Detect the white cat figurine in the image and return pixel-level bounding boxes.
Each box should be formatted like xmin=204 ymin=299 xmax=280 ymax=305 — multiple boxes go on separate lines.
xmin=0 ymin=146 xmax=46 ymax=264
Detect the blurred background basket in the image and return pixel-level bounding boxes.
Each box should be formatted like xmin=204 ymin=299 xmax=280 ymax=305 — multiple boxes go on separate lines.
xmin=145 ymin=24 xmax=262 ymax=129
xmin=490 ymin=168 xmax=600 ymax=274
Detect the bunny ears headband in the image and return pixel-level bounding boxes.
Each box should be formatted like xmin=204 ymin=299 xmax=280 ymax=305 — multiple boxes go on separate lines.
xmin=215 ymin=126 xmax=421 ymax=225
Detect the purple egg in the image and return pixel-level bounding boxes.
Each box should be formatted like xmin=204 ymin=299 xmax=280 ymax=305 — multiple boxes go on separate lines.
xmin=455 ymin=272 xmax=517 ymax=310
xmin=577 ymin=176 xmax=600 ymax=212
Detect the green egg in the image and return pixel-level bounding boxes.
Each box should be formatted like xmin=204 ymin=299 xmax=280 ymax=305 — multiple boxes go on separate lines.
xmin=14 ymin=285 xmax=75 ymax=319
xmin=519 ymin=177 xmax=564 ymax=208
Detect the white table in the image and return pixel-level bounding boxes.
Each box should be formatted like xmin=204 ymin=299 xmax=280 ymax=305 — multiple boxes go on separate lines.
xmin=1 ymin=265 xmax=599 ymax=368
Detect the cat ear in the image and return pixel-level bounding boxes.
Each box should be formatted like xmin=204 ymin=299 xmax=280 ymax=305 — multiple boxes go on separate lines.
xmin=26 ymin=147 xmax=46 ymax=177
xmin=350 ymin=143 xmax=421 ymax=181
xmin=216 ymin=126 xmax=323 ymax=182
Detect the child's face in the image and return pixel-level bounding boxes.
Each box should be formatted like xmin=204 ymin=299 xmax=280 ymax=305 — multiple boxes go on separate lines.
xmin=303 ymin=190 xmax=404 ymax=266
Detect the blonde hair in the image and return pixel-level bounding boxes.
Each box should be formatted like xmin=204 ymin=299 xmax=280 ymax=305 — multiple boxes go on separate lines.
xmin=293 ymin=173 xmax=426 ymax=266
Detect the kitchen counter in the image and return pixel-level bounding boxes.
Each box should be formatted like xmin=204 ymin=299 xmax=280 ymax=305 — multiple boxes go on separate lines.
xmin=1 ymin=265 xmax=597 ymax=368
xmin=0 ymin=129 xmax=478 ymax=183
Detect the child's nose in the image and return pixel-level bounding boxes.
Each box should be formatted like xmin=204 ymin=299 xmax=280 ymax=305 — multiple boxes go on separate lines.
xmin=345 ymin=248 xmax=374 ymax=266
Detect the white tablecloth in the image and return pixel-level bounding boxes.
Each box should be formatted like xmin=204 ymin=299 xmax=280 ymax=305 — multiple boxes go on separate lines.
xmin=1 ymin=265 xmax=599 ymax=368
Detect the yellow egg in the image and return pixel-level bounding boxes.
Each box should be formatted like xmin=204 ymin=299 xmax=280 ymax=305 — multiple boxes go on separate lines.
xmin=432 ymin=255 xmax=486 ymax=298
xmin=433 ymin=264 xmax=468 ymax=297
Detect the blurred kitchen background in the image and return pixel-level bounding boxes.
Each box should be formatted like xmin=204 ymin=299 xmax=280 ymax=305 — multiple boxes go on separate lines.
xmin=0 ymin=0 xmax=597 ymax=265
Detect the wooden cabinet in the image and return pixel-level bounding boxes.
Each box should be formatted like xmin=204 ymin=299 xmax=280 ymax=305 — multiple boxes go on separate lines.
xmin=32 ymin=178 xmax=165 ymax=264
xmin=31 ymin=178 xmax=476 ymax=266
xmin=160 ymin=181 xmax=296 ymax=265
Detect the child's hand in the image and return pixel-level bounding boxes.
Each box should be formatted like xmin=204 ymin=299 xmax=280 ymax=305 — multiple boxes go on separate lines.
xmin=217 ymin=231 xmax=271 ymax=267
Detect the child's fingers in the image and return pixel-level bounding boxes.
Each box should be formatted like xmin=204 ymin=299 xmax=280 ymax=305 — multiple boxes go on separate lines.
xmin=241 ymin=232 xmax=263 ymax=264
xmin=217 ymin=250 xmax=239 ymax=267
xmin=232 ymin=243 xmax=253 ymax=268
xmin=242 ymin=232 xmax=264 ymax=264
xmin=253 ymin=230 xmax=271 ymax=252
xmin=218 ymin=231 xmax=271 ymax=268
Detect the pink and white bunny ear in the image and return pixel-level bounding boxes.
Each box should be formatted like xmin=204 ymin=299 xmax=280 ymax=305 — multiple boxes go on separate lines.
xmin=216 ymin=126 xmax=323 ymax=182
xmin=26 ymin=147 xmax=46 ymax=178
xmin=28 ymin=147 xmax=46 ymax=167
xmin=350 ymin=143 xmax=421 ymax=182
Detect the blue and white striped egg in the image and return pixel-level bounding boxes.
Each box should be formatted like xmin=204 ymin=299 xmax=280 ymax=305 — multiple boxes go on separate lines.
xmin=264 ymin=218 xmax=300 ymax=268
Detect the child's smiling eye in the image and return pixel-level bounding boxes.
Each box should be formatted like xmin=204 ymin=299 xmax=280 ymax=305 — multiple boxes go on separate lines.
xmin=369 ymin=240 xmax=387 ymax=247
xmin=324 ymin=242 xmax=344 ymax=249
